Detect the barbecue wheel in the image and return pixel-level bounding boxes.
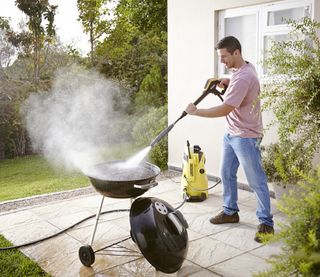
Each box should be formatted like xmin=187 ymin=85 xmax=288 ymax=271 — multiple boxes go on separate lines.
xmin=79 ymin=245 xmax=95 ymax=267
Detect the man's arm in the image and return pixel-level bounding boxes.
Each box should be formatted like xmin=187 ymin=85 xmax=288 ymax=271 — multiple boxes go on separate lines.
xmin=185 ymin=103 xmax=234 ymax=118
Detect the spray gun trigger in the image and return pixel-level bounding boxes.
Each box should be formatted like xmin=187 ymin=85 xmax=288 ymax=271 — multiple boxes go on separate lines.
xmin=204 ymin=78 xmax=220 ymax=91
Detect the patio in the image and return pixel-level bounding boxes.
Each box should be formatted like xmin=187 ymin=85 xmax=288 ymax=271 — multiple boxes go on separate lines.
xmin=0 ymin=171 xmax=283 ymax=277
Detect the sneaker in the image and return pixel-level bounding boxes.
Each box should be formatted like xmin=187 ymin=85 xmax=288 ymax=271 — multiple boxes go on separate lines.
xmin=254 ymin=223 xmax=274 ymax=243
xmin=209 ymin=210 xmax=239 ymax=224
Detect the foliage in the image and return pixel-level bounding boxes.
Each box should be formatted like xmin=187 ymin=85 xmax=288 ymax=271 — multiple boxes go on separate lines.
xmin=1 ymin=0 xmax=168 ymax=167
xmin=0 ymin=43 xmax=80 ymax=159
xmin=93 ymin=0 xmax=168 ymax=166
xmin=0 ymin=17 xmax=16 ymax=69
xmin=96 ymin=23 xmax=167 ymax=93
xmin=256 ymin=167 xmax=320 ymax=277
xmin=261 ymin=18 xmax=320 ymax=182
xmin=262 ymin=142 xmax=310 ymax=184
xmin=95 ymin=0 xmax=167 ymax=92
xmin=115 ymin=0 xmax=167 ymax=34
xmin=5 ymin=42 xmax=83 ymax=80
xmin=0 ymin=15 xmax=83 ymax=159
xmin=134 ymin=64 xmax=167 ymax=109
xmin=0 ymin=17 xmax=33 ymax=57
xmin=0 ymin=235 xmax=51 ymax=277
xmin=77 ymin=0 xmax=114 ymax=65
xmin=14 ymin=0 xmax=58 ymax=83
xmin=261 ymin=143 xmax=282 ymax=183
xmin=132 ymin=105 xmax=168 ymax=169
xmin=0 ymin=80 xmax=39 ymax=158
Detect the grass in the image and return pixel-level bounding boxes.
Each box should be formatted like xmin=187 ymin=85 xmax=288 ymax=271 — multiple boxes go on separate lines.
xmin=0 ymin=235 xmax=51 ymax=277
xmin=0 ymin=155 xmax=89 ymax=202
xmin=0 ymin=143 xmax=143 ymax=202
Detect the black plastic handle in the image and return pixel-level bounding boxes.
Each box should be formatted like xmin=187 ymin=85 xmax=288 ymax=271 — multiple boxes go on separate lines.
xmin=150 ymin=79 xmax=226 ymax=148
xmin=175 ymin=89 xmax=212 ymax=123
xmin=193 ymin=89 xmax=212 ymax=105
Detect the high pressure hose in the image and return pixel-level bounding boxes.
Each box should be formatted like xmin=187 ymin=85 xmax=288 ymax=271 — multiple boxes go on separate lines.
xmin=173 ymin=176 xmax=222 ymax=211
xmin=183 ymin=175 xmax=222 ymax=191
xmin=174 ymin=192 xmax=189 ymax=210
xmin=0 ymin=209 xmax=130 ymax=251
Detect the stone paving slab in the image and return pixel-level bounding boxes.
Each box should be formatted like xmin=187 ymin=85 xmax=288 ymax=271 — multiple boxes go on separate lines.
xmin=0 ymin=174 xmax=282 ymax=277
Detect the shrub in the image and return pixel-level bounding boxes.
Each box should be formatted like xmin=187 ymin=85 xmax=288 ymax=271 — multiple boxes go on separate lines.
xmin=262 ymin=141 xmax=311 ymax=185
xmin=261 ymin=143 xmax=282 ymax=183
xmin=261 ymin=18 xmax=320 ymax=180
xmin=132 ymin=105 xmax=168 ymax=169
xmin=134 ymin=64 xmax=167 ymax=109
xmin=256 ymin=167 xmax=320 ymax=277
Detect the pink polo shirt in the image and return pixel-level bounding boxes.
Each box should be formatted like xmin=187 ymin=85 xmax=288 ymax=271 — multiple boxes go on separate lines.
xmin=223 ymin=62 xmax=263 ymax=138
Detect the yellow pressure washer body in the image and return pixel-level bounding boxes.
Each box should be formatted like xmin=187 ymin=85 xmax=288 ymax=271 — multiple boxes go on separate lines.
xmin=181 ymin=141 xmax=209 ymax=202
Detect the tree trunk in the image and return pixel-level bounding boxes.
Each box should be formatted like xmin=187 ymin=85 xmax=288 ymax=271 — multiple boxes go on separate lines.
xmin=34 ymin=33 xmax=40 ymax=85
xmin=0 ymin=132 xmax=5 ymax=160
xmin=90 ymin=21 xmax=95 ymax=66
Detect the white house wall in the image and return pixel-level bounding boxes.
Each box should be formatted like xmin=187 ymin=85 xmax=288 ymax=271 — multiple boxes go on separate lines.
xmin=167 ymin=0 xmax=316 ymax=183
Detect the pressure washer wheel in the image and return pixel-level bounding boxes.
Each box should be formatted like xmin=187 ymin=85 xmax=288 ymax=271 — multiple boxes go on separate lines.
xmin=201 ymin=193 xmax=207 ymax=201
xmin=79 ymin=245 xmax=95 ymax=267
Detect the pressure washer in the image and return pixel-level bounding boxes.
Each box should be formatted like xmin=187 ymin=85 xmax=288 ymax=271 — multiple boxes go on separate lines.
xmin=181 ymin=140 xmax=209 ymax=201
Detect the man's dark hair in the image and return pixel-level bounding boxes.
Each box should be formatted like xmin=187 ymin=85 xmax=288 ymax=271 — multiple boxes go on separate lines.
xmin=215 ymin=36 xmax=242 ymax=54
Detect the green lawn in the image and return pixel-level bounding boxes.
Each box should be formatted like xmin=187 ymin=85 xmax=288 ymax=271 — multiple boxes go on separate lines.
xmin=0 ymin=155 xmax=89 ymax=202
xmin=0 ymin=235 xmax=51 ymax=277
xmin=0 ymin=142 xmax=141 ymax=202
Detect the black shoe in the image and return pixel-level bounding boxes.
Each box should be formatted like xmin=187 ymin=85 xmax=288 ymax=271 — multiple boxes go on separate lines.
xmin=209 ymin=210 xmax=239 ymax=224
xmin=254 ymin=223 xmax=274 ymax=243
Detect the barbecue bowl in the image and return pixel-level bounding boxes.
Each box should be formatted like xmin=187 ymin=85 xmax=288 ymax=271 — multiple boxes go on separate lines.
xmin=84 ymin=161 xmax=160 ymax=198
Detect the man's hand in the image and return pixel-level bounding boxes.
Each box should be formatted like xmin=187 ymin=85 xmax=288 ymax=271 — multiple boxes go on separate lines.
xmin=185 ymin=102 xmax=234 ymax=118
xmin=218 ymin=78 xmax=230 ymax=89
xmin=185 ymin=103 xmax=197 ymax=115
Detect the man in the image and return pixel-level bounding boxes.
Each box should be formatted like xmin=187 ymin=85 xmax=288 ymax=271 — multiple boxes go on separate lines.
xmin=185 ymin=36 xmax=274 ymax=242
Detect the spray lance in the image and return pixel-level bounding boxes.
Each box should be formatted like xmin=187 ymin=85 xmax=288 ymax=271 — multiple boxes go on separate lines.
xmin=150 ymin=78 xmax=227 ymax=147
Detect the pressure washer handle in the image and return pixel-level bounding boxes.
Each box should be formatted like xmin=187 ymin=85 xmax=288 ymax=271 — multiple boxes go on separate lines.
xmin=194 ymin=89 xmax=212 ymax=105
xmin=174 ymin=89 xmax=212 ymax=124
xmin=150 ymin=78 xmax=226 ymax=148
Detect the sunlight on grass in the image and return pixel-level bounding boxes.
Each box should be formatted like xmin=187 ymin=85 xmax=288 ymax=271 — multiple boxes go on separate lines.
xmin=0 ymin=235 xmax=51 ymax=276
xmin=0 ymin=143 xmax=142 ymax=202
xmin=0 ymin=155 xmax=89 ymax=202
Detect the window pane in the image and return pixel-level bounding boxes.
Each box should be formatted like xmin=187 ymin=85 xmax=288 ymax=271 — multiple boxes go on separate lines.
xmin=224 ymin=14 xmax=257 ymax=73
xmin=264 ymin=34 xmax=288 ymax=50
xmin=267 ymin=7 xmax=307 ymax=25
xmin=263 ymin=34 xmax=289 ymax=74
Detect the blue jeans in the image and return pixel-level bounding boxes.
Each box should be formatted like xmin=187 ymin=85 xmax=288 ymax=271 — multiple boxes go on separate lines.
xmin=220 ymin=133 xmax=273 ymax=227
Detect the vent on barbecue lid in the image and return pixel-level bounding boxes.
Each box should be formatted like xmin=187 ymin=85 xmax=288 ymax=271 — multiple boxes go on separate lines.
xmin=129 ymin=197 xmax=189 ymax=274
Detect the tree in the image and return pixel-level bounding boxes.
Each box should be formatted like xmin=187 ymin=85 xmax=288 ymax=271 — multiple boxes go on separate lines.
xmin=0 ymin=16 xmax=83 ymax=159
xmin=0 ymin=18 xmax=16 ymax=72
xmin=93 ymin=0 xmax=168 ymax=167
xmin=15 ymin=0 xmax=57 ymax=84
xmin=95 ymin=0 xmax=167 ymax=94
xmin=77 ymin=0 xmax=114 ymax=66
xmin=115 ymin=0 xmax=167 ymax=34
